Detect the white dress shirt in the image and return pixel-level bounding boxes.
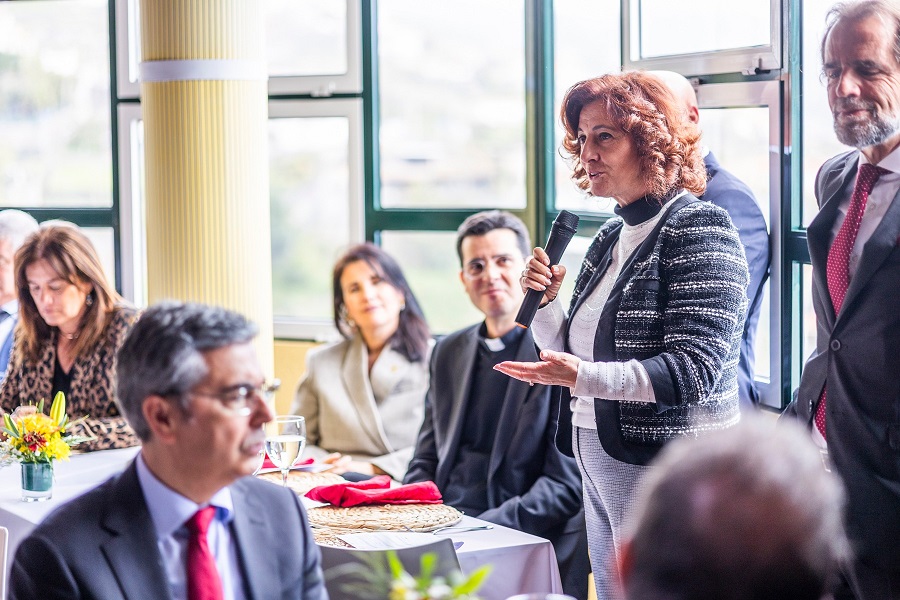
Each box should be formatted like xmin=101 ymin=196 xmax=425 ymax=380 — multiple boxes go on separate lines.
xmin=136 ymin=453 xmax=247 ymax=600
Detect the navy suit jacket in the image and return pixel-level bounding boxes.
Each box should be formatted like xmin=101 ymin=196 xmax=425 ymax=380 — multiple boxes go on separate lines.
xmin=10 ymin=460 xmax=328 ymax=600
xmin=703 ymin=152 xmax=770 ymax=408
xmin=788 ymin=150 xmax=900 ymax=599
xmin=405 ymin=324 xmax=587 ymax=598
xmin=0 ymin=313 xmax=15 ymax=382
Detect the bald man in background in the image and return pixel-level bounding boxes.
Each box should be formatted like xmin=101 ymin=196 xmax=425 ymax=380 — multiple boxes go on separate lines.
xmin=0 ymin=209 xmax=39 ymax=382
xmin=651 ymin=71 xmax=770 ymax=410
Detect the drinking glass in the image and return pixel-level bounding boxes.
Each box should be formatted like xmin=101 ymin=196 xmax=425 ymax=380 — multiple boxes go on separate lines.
xmin=264 ymin=415 xmax=306 ymax=487
xmin=251 ymin=444 xmax=266 ymax=476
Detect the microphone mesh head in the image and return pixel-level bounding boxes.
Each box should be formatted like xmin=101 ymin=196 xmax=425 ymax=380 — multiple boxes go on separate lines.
xmin=554 ymin=210 xmax=580 ymax=231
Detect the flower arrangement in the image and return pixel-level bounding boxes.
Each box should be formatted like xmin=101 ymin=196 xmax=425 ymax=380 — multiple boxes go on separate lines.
xmin=1 ymin=392 xmax=86 ymax=465
xmin=329 ymin=548 xmax=491 ymax=600
xmin=387 ymin=550 xmax=490 ymax=600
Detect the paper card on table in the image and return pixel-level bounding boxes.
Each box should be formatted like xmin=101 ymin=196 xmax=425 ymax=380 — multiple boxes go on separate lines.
xmin=336 ymin=531 xmax=436 ymax=550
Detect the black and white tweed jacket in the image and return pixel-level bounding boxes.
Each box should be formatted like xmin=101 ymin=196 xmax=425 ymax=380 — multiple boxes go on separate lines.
xmin=560 ymin=194 xmax=749 ymax=465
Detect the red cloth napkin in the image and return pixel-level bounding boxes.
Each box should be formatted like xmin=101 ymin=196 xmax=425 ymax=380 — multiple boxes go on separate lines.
xmin=305 ymin=475 xmax=443 ymax=507
xmin=262 ymin=455 xmax=314 ymax=470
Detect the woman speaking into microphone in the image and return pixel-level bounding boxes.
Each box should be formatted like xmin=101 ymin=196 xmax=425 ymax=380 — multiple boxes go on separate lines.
xmin=494 ymin=71 xmax=749 ymax=599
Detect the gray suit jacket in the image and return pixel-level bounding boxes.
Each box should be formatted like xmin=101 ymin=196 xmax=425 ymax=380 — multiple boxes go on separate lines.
xmin=792 ymin=150 xmax=900 ymax=598
xmin=10 ymin=460 xmax=327 ymax=600
xmin=292 ymin=334 xmax=430 ymax=479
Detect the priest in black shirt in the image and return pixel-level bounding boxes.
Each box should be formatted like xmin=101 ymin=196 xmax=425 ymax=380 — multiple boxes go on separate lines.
xmin=405 ymin=211 xmax=588 ymax=599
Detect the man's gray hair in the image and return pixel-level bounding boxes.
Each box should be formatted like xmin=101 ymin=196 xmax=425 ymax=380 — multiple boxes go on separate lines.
xmin=0 ymin=210 xmax=39 ymax=251
xmin=821 ymin=0 xmax=900 ymax=65
xmin=115 ymin=301 xmax=258 ymax=441
xmin=455 ymin=210 xmax=531 ymax=265
xmin=624 ymin=416 xmax=849 ymax=600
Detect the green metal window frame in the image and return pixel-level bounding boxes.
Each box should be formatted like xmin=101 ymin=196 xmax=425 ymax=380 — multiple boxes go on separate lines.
xmin=101 ymin=0 xmax=816 ymax=408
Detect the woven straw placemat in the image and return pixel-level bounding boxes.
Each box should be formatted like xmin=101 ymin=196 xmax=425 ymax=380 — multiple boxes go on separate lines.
xmin=312 ymin=530 xmax=356 ymax=548
xmin=307 ymin=503 xmax=462 ymax=534
xmin=256 ymin=470 xmax=344 ymax=497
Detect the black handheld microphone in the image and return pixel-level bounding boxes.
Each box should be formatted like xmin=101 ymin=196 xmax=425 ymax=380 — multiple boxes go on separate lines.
xmin=515 ymin=210 xmax=580 ymax=329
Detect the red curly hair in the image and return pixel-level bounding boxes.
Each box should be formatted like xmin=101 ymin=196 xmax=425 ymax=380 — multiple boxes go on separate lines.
xmin=559 ymin=71 xmax=706 ymax=199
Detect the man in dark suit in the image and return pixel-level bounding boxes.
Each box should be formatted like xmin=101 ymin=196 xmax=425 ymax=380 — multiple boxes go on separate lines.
xmin=787 ymin=2 xmax=900 ymax=598
xmin=651 ymin=70 xmax=771 ymax=409
xmin=404 ymin=211 xmax=588 ymax=599
xmin=0 ymin=209 xmax=38 ymax=381
xmin=10 ymin=302 xmax=327 ymax=600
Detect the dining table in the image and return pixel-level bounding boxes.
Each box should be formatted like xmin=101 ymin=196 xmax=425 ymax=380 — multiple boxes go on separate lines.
xmin=0 ymin=448 xmax=563 ymax=599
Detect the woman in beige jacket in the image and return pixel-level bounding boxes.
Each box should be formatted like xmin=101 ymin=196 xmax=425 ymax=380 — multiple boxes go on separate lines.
xmin=292 ymin=243 xmax=431 ymax=480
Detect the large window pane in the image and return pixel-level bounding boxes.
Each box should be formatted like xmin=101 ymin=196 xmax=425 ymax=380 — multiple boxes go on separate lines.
xmin=801 ymin=0 xmax=852 ymax=227
xmin=265 ymin=0 xmax=347 ymax=78
xmin=636 ymin=0 xmax=770 ymax=58
xmin=380 ymin=231 xmax=483 ymax=335
xmin=554 ymin=0 xmax=621 ymax=213
xmin=270 ymin=116 xmax=352 ymax=323
xmin=0 ymin=0 xmax=112 ymax=208
xmin=699 ymin=106 xmax=770 ymax=226
xmin=81 ymin=226 xmax=116 ymax=290
xmin=700 ymin=104 xmax=772 ymax=381
xmin=378 ymin=1 xmax=526 ymax=209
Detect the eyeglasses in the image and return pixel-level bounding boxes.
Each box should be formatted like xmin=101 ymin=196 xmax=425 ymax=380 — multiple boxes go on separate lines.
xmin=463 ymin=255 xmax=519 ymax=280
xmin=188 ymin=379 xmax=281 ymax=417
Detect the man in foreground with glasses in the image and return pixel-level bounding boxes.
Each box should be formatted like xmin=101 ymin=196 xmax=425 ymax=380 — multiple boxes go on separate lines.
xmin=404 ymin=210 xmax=588 ymax=599
xmin=10 ymin=301 xmax=327 ymax=600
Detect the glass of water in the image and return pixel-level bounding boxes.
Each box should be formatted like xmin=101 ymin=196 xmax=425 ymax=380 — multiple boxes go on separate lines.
xmin=264 ymin=415 xmax=306 ymax=487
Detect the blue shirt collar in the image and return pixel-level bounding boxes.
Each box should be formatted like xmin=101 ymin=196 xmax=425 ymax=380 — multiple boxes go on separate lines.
xmin=135 ymin=452 xmax=235 ymax=539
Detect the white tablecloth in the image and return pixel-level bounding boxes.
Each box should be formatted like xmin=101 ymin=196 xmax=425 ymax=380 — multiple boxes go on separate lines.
xmin=0 ymin=449 xmax=563 ymax=599
xmin=0 ymin=446 xmax=140 ymax=575
xmin=437 ymin=515 xmax=563 ymax=599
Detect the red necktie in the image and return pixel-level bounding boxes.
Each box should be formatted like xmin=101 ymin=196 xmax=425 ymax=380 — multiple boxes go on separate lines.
xmin=815 ymin=163 xmax=888 ymax=436
xmin=186 ymin=506 xmax=224 ymax=600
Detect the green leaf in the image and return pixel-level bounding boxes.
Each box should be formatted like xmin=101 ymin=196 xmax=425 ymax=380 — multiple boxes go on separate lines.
xmin=386 ymin=550 xmax=404 ymax=579
xmin=453 ymin=565 xmax=492 ymax=595
xmin=419 ymin=552 xmax=437 ymax=581
xmin=3 ymin=413 xmax=19 ymax=438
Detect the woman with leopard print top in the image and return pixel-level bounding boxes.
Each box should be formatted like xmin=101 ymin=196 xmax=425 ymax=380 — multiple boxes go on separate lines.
xmin=0 ymin=222 xmax=139 ymax=451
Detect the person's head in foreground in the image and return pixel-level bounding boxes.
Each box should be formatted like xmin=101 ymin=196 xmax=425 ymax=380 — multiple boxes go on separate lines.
xmin=116 ymin=301 xmax=274 ymax=502
xmin=620 ymin=417 xmax=850 ymax=600
xmin=559 ymin=70 xmax=707 ymax=206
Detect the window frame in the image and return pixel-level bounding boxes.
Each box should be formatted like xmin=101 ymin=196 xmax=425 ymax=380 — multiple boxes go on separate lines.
xmin=115 ymin=102 xmax=146 ymax=304
xmin=268 ymin=98 xmax=366 ymax=341
xmin=115 ymin=0 xmax=363 ymax=99
xmin=696 ymin=79 xmax=785 ymax=409
xmin=621 ymin=0 xmax=783 ymax=76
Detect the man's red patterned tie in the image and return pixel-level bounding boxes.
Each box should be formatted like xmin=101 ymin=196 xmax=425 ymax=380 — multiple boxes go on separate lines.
xmin=815 ymin=163 xmax=888 ymax=436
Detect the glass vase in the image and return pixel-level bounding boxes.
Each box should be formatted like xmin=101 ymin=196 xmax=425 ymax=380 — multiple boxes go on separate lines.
xmin=21 ymin=461 xmax=53 ymax=502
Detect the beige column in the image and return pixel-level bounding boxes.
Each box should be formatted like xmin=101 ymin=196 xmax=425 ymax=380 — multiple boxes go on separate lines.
xmin=139 ymin=0 xmax=274 ymax=373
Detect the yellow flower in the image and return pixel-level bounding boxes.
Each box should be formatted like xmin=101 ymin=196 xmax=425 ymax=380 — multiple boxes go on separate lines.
xmin=2 ymin=396 xmax=82 ymax=463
